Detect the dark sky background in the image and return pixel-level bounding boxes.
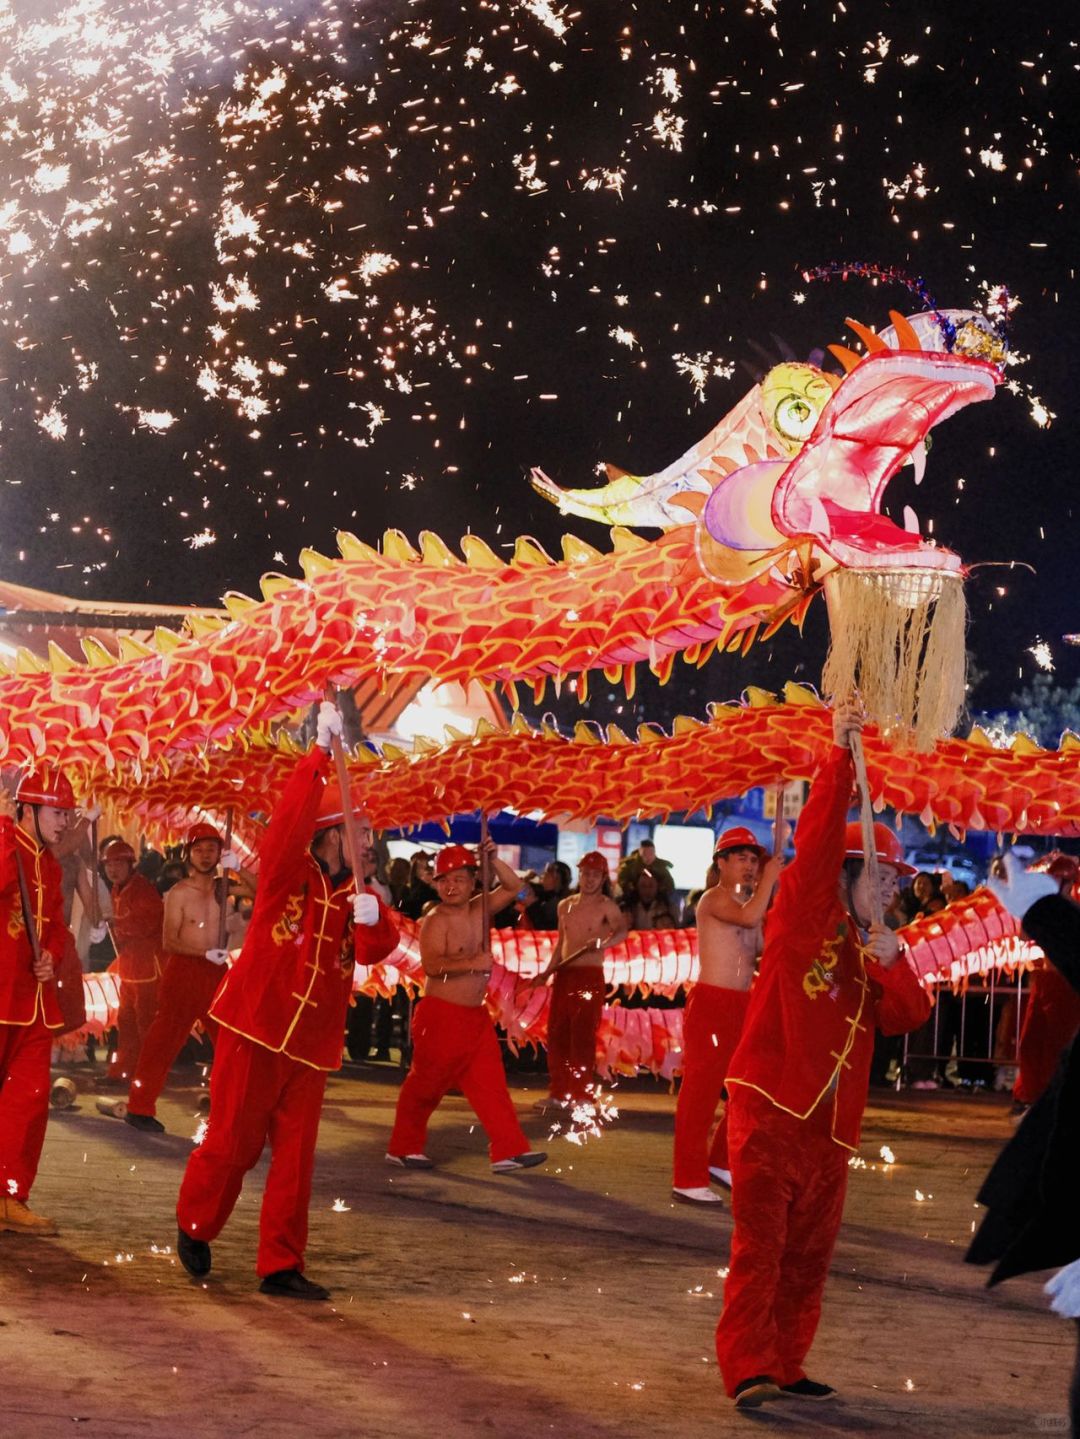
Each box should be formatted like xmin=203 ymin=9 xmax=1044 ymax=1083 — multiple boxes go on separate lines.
xmin=1 ymin=0 xmax=1077 ymax=727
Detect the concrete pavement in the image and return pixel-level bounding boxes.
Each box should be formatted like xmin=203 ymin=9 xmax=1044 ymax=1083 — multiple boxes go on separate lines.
xmin=0 ymin=1069 xmax=1071 ymax=1438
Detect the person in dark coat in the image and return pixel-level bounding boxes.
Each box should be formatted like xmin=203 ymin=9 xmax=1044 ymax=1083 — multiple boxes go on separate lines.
xmin=967 ymin=854 xmax=1080 ymax=1436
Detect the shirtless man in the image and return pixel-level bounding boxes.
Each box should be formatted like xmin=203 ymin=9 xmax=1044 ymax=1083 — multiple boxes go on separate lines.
xmin=125 ymin=823 xmax=248 ymax=1133
xmin=532 ymin=851 xmax=628 ymax=1111
xmin=672 ymin=828 xmax=782 ymax=1205
xmin=386 ymin=842 xmax=546 ymax=1173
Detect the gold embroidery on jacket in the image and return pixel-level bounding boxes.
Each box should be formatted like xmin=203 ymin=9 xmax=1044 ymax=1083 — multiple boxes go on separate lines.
xmin=802 ymin=926 xmax=846 ymax=1000
xmin=271 ymin=890 xmax=305 ymax=946
xmin=7 ymin=900 xmax=24 ymax=940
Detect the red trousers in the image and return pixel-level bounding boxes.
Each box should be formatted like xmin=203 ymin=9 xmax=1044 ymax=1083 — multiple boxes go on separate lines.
xmin=1015 ymin=966 xmax=1080 ymax=1106
xmin=672 ymin=983 xmax=750 ymax=1188
xmin=546 ymin=967 xmax=606 ymax=1103
xmin=127 ymin=953 xmax=222 ymax=1117
xmin=389 ymin=996 xmax=529 ymax=1163
xmin=176 ymin=1027 xmax=327 ymax=1277
xmin=715 ymin=1086 xmax=849 ymax=1395
xmin=0 ymin=1022 xmax=53 ymax=1203
xmin=108 ymin=979 xmax=159 ymax=1083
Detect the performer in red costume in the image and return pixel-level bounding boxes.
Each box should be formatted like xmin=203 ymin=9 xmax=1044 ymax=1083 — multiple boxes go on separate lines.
xmin=672 ymin=828 xmax=782 ymax=1205
xmin=176 ymin=701 xmax=397 ymax=1300
xmin=125 ymin=822 xmax=238 ymax=1132
xmin=102 ymin=839 xmax=164 ymax=1085
xmin=715 ymin=703 xmax=931 ymax=1409
xmin=1013 ymin=854 xmax=1080 ymax=1113
xmin=531 ymin=851 xmax=627 ymax=1113
xmin=0 ymin=769 xmax=76 ymax=1236
xmin=387 ymin=842 xmax=546 ymax=1173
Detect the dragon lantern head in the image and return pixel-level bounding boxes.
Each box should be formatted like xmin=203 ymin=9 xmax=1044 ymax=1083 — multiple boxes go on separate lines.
xmin=532 ymin=308 xmax=1004 ymax=596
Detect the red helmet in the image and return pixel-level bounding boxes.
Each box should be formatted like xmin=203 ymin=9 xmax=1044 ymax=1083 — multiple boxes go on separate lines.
xmin=714 ymin=826 xmax=767 ymax=859
xmin=1044 ymin=853 xmax=1080 ymax=887
xmin=17 ymin=768 xmax=76 ymax=810
xmin=102 ymin=839 xmax=136 ymax=866
xmin=434 ymin=844 xmax=477 ymax=877
xmin=843 ymin=822 xmax=916 ymax=876
xmin=578 ymin=850 xmax=609 ymax=874
xmin=315 ymin=782 xmax=370 ymax=829
xmin=185 ymin=822 xmax=224 ymax=849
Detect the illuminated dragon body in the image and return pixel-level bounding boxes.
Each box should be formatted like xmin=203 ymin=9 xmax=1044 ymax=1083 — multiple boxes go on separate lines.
xmin=0 ymin=308 xmax=1002 ymax=772
xmin=85 ymin=686 xmax=1080 ymax=845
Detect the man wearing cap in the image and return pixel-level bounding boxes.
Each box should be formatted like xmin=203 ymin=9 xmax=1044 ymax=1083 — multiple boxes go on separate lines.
xmin=175 ymin=701 xmax=397 ymax=1300
xmin=530 ymin=851 xmax=627 ymax=1112
xmin=0 ymin=769 xmax=76 ymax=1235
xmin=386 ymin=841 xmax=546 ymax=1173
xmin=714 ymin=703 xmax=931 ymax=1410
xmin=618 ymin=838 xmax=675 ymax=898
xmin=1012 ymin=853 xmax=1080 ymax=1115
xmin=101 ymin=839 xmax=164 ymax=1086
xmin=672 ymin=829 xmax=782 ymax=1206
xmin=125 ymin=821 xmax=244 ymax=1132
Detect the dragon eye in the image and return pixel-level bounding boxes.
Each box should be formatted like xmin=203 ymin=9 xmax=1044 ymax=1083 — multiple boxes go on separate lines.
xmin=774 ymin=394 xmax=818 ymax=442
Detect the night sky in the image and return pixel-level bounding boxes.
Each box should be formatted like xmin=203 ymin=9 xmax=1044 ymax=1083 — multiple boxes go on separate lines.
xmin=1 ymin=0 xmax=1076 ymax=723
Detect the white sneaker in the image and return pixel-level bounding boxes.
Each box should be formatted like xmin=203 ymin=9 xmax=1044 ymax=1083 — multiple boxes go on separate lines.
xmin=672 ymin=1186 xmax=723 ymax=1205
xmin=385 ymin=1153 xmax=434 ymax=1170
xmin=910 ymin=1079 xmax=940 ymax=1091
xmin=708 ymin=1167 xmax=732 ymax=1188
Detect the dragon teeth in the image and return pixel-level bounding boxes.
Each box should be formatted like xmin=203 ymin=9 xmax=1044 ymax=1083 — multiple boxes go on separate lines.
xmin=911 ymin=444 xmax=927 ymax=486
xmin=903 ymin=505 xmax=921 ymax=535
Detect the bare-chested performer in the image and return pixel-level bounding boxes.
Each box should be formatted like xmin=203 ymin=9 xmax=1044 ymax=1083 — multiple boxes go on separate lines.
xmin=531 ymin=851 xmax=628 ymax=1112
xmin=126 ymin=823 xmax=252 ymax=1133
xmin=672 ymin=829 xmax=782 ymax=1205
xmin=386 ymin=842 xmax=546 ymax=1173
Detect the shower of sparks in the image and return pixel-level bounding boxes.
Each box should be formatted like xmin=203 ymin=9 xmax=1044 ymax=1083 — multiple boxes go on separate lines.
xmin=0 ymin=0 xmax=1068 ymax=724
xmin=548 ymin=1084 xmax=619 ymax=1144
xmin=1027 ymin=639 xmax=1054 ymax=672
xmin=674 ymin=353 xmax=736 ymax=402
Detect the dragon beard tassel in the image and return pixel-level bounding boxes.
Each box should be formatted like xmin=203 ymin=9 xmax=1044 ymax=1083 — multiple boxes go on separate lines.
xmin=822 ymin=569 xmax=967 ymax=752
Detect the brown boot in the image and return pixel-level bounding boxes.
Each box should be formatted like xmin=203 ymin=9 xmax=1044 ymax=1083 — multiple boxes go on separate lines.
xmin=0 ymin=1197 xmax=59 ymax=1236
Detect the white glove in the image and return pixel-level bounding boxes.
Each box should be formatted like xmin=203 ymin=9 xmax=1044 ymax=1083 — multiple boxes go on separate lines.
xmin=83 ymin=804 xmax=103 ymax=823
xmin=987 ymin=853 xmax=1058 ymax=921
xmin=1046 ymin=1258 xmax=1080 ymax=1319
xmin=352 ymin=892 xmax=379 ymax=927
xmin=89 ymin=923 xmax=109 ymax=945
xmin=204 ymin=948 xmax=230 ymax=966
xmin=220 ymin=850 xmax=241 ymax=872
xmin=316 ymin=701 xmax=344 ymax=750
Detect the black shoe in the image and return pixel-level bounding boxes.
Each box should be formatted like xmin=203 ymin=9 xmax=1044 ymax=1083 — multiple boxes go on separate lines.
xmin=125 ymin=1111 xmax=165 ymax=1134
xmin=372 ymin=1048 xmax=392 ymax=1063
xmin=492 ymin=1151 xmax=547 ymax=1173
xmin=259 ymin=1268 xmax=329 ymax=1301
xmin=779 ymin=1378 xmax=837 ymax=1401
xmin=177 ymin=1226 xmax=211 ymax=1278
xmin=733 ymin=1376 xmax=781 ymax=1408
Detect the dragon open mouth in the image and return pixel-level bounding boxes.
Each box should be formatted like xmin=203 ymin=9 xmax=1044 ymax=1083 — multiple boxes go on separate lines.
xmin=770 ymin=348 xmax=1000 ymax=573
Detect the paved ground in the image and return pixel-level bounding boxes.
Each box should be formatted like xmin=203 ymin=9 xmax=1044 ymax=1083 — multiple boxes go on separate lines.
xmin=1 ymin=1067 xmax=1072 ymax=1439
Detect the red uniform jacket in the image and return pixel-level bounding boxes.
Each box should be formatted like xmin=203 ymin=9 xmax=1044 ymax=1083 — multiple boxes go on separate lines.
xmin=110 ymin=872 xmax=164 ymax=983
xmin=210 ymin=748 xmax=398 ymax=1071
xmin=725 ymin=744 xmax=931 ymax=1150
xmin=1 ymin=817 xmax=67 ymax=1030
